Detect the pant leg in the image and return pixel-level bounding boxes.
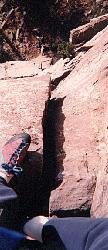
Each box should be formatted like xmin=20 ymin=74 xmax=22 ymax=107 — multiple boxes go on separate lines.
xmin=42 ymin=225 xmax=67 ymax=250
xmin=0 ymin=177 xmax=17 ymax=207
xmin=45 ymin=217 xmax=108 ymax=250
xmin=0 ymin=226 xmax=25 ymax=250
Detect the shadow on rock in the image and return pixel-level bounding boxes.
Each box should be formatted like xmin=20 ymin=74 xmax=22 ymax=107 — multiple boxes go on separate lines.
xmin=38 ymin=97 xmax=66 ymax=216
xmin=0 ymin=150 xmax=43 ymax=230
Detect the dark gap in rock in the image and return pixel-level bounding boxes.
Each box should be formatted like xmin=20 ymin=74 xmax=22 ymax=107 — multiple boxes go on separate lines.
xmin=52 ymin=71 xmax=71 ymax=89
xmin=43 ymin=97 xmax=66 ymax=189
xmin=50 ymin=208 xmax=90 ymax=218
xmin=39 ymin=97 xmax=65 ymax=216
xmin=76 ymin=45 xmax=93 ymax=53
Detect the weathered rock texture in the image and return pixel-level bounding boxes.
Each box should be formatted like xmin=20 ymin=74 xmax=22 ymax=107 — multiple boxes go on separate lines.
xmin=0 ymin=55 xmax=52 ymax=80
xmin=50 ymin=26 xmax=108 ymax=217
xmin=91 ymin=170 xmax=108 ymax=217
xmin=0 ymin=72 xmax=51 ymax=225
xmin=70 ymin=14 xmax=108 ymax=44
xmin=0 ymin=75 xmax=50 ymax=152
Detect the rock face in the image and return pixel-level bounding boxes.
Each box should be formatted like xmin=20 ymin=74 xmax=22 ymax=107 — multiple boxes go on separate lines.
xmin=0 ymin=75 xmax=50 ymax=152
xmin=0 ymin=72 xmax=51 ymax=224
xmin=50 ymin=26 xmax=108 ymax=216
xmin=0 ymin=18 xmax=108 ymax=223
xmin=69 ymin=14 xmax=108 ymax=44
xmin=91 ymin=170 xmax=108 ymax=217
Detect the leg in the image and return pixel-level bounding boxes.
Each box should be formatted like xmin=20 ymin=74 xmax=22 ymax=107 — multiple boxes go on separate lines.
xmin=0 ymin=226 xmax=25 ymax=250
xmin=23 ymin=216 xmax=108 ymax=250
xmin=0 ymin=133 xmax=31 ymax=207
xmin=0 ymin=133 xmax=31 ymax=231
xmin=0 ymin=177 xmax=17 ymax=207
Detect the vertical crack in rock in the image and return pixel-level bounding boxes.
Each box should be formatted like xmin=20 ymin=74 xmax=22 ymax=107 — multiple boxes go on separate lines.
xmin=39 ymin=97 xmax=65 ymax=216
xmin=43 ymin=98 xmax=66 ymax=189
xmin=42 ymin=96 xmax=91 ymax=218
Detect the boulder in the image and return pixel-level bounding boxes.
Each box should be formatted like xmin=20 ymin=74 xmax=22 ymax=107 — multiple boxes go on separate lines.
xmin=69 ymin=14 xmax=108 ymax=44
xmin=50 ymin=26 xmax=108 ymax=216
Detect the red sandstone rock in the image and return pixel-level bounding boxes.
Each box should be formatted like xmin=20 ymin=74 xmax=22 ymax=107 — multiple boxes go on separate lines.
xmin=41 ymin=55 xmax=86 ymax=88
xmin=0 ymin=75 xmax=50 ymax=153
xmin=91 ymin=170 xmax=108 ymax=217
xmin=0 ymin=55 xmax=52 ymax=80
xmin=50 ymin=26 xmax=108 ymax=216
xmin=69 ymin=14 xmax=108 ymax=44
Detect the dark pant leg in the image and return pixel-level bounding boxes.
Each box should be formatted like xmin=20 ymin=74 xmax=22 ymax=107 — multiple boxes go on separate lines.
xmin=0 ymin=177 xmax=19 ymax=230
xmin=0 ymin=177 xmax=27 ymax=231
xmin=0 ymin=177 xmax=17 ymax=208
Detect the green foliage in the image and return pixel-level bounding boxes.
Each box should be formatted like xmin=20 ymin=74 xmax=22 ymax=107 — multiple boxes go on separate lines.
xmin=57 ymin=41 xmax=75 ymax=59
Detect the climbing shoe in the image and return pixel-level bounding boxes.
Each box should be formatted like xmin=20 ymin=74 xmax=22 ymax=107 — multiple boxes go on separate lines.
xmin=0 ymin=133 xmax=31 ymax=179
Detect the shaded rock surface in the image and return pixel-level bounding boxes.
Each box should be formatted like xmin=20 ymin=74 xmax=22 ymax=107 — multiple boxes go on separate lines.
xmin=50 ymin=26 xmax=108 ymax=216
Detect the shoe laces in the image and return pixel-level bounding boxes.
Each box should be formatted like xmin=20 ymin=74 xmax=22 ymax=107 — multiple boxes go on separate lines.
xmin=1 ymin=141 xmax=27 ymax=176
